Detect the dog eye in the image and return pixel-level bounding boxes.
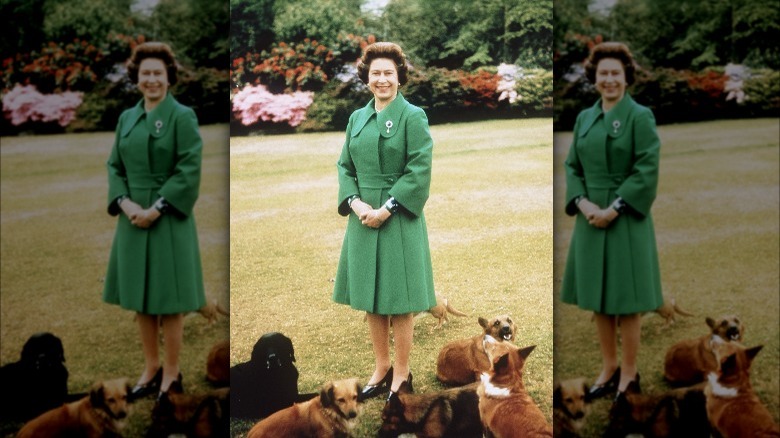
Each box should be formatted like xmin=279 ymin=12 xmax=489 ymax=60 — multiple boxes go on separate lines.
xmin=494 ymin=321 xmax=500 ymax=326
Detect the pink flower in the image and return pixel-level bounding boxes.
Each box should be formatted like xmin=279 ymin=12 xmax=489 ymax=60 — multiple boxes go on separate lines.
xmin=2 ymin=84 xmax=83 ymax=126
xmin=232 ymin=84 xmax=313 ymax=127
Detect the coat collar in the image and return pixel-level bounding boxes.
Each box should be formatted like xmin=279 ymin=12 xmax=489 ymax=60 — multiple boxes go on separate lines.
xmin=120 ymin=93 xmax=178 ymax=138
xmin=351 ymin=93 xmax=409 ymax=138
xmin=578 ymin=93 xmax=636 ymax=139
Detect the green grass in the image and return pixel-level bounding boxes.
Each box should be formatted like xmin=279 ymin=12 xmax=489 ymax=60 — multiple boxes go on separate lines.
xmin=553 ymin=118 xmax=780 ymax=436
xmin=229 ymin=118 xmax=555 ymax=436
xmin=0 ymin=125 xmax=230 ymax=437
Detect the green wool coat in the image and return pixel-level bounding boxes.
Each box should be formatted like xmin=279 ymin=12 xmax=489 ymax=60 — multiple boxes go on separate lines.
xmin=333 ymin=93 xmax=437 ymax=315
xmin=561 ymin=94 xmax=663 ymax=315
xmin=103 ymin=94 xmax=206 ymax=315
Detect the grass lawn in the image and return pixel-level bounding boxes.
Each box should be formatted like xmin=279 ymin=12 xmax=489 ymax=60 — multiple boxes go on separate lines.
xmin=0 ymin=124 xmax=230 ymax=437
xmin=553 ymin=118 xmax=780 ymax=436
xmin=229 ymin=118 xmax=554 ymax=436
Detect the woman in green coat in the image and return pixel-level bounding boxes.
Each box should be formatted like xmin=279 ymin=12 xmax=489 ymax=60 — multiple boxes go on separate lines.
xmin=333 ymin=42 xmax=436 ymax=401
xmin=561 ymin=42 xmax=663 ymax=402
xmin=103 ymin=42 xmax=205 ymax=399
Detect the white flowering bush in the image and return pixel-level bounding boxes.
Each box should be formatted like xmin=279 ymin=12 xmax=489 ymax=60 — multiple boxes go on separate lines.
xmin=231 ymin=84 xmax=314 ymax=127
xmin=2 ymin=84 xmax=83 ymax=127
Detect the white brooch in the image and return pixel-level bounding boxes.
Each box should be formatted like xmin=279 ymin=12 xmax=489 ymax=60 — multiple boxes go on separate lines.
xmin=612 ymin=120 xmax=620 ymax=134
xmin=385 ymin=120 xmax=393 ymax=134
xmin=155 ymin=120 xmax=163 ymax=134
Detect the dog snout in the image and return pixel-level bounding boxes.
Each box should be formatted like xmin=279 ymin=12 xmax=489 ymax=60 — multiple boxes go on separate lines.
xmin=348 ymin=410 xmax=357 ymax=419
xmin=572 ymin=411 xmax=585 ymax=420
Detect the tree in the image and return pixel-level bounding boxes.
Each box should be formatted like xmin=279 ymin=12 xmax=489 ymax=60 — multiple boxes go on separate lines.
xmin=271 ymin=0 xmax=365 ymax=49
xmin=1 ymin=0 xmax=47 ymax=57
xmin=384 ymin=0 xmax=551 ymax=70
xmin=151 ymin=0 xmax=229 ymax=70
xmin=230 ymin=0 xmax=276 ymax=58
xmin=42 ymin=0 xmax=136 ymax=43
xmin=610 ymin=0 xmax=780 ymax=69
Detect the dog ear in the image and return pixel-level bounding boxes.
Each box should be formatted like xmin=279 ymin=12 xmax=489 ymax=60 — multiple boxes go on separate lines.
xmin=518 ymin=345 xmax=535 ymax=360
xmin=721 ymin=352 xmax=738 ymax=376
xmin=552 ymin=383 xmax=562 ymax=408
xmin=582 ymin=381 xmax=591 ymax=403
xmin=397 ymin=380 xmax=412 ymax=395
xmin=494 ymin=352 xmax=511 ymax=373
xmin=320 ymin=382 xmax=334 ymax=408
xmin=705 ymin=317 xmax=716 ymax=329
xmin=355 ymin=381 xmax=363 ymax=399
xmin=478 ymin=317 xmax=488 ymax=329
xmin=90 ymin=381 xmax=105 ymax=408
xmin=745 ymin=345 xmax=763 ymax=364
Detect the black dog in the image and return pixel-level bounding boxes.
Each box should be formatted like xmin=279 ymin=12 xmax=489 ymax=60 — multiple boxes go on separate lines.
xmin=606 ymin=382 xmax=710 ymax=438
xmin=230 ymin=332 xmax=315 ymax=419
xmin=0 ymin=332 xmax=69 ymax=421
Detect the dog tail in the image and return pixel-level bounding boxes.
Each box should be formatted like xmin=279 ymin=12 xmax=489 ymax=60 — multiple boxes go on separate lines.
xmin=670 ymin=297 xmax=694 ymax=317
xmin=444 ymin=298 xmax=468 ymax=317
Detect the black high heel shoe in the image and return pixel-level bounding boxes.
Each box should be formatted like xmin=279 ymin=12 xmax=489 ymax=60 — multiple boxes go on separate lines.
xmin=129 ymin=367 xmax=162 ymax=401
xmin=587 ymin=367 xmax=620 ymax=400
xmin=359 ymin=367 xmax=393 ymax=401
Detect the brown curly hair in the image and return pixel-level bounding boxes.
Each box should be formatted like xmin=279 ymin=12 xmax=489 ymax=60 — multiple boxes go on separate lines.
xmin=127 ymin=42 xmax=179 ymax=86
xmin=584 ymin=42 xmax=636 ymax=86
xmin=357 ymin=42 xmax=409 ymax=86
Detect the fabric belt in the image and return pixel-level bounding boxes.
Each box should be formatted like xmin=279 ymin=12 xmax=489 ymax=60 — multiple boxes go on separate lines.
xmin=126 ymin=172 xmax=169 ymax=189
xmin=356 ymin=172 xmax=401 ymax=189
xmin=584 ymin=172 xmax=626 ymax=189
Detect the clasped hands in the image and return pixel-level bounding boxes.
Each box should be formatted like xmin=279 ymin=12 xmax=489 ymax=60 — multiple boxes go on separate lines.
xmin=351 ymin=199 xmax=391 ymax=229
xmin=119 ymin=198 xmax=161 ymax=229
xmin=577 ymin=198 xmax=619 ymax=229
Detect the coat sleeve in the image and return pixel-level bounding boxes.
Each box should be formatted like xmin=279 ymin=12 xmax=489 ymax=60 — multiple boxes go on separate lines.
xmin=564 ymin=113 xmax=587 ymax=216
xmin=107 ymin=112 xmax=129 ymax=216
xmin=157 ymin=107 xmax=202 ymax=216
xmin=616 ymin=108 xmax=660 ymax=218
xmin=389 ymin=106 xmax=432 ymax=218
xmin=336 ymin=114 xmax=359 ymax=216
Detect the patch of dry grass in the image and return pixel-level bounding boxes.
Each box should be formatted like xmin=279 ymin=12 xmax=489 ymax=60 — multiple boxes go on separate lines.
xmin=553 ymin=118 xmax=780 ymax=436
xmin=0 ymin=125 xmax=230 ymax=437
xmin=229 ymin=118 xmax=554 ymax=436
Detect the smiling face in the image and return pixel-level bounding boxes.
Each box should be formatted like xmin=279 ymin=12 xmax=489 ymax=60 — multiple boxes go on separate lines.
xmin=595 ymin=57 xmax=626 ymax=108
xmin=368 ymin=58 xmax=399 ymax=110
xmin=137 ymin=58 xmax=169 ymax=108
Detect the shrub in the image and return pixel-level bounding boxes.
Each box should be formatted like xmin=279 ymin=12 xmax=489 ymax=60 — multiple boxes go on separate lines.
xmin=742 ymin=68 xmax=780 ymax=114
xmin=298 ymin=69 xmax=371 ymax=132
xmin=232 ymin=84 xmax=313 ymax=127
xmin=514 ymin=68 xmax=553 ymax=115
xmin=2 ymin=84 xmax=82 ymax=128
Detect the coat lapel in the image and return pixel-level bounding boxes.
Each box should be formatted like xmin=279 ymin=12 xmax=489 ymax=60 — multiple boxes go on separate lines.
xmin=604 ymin=94 xmax=635 ymax=139
xmin=146 ymin=94 xmax=176 ymax=139
xmin=350 ymin=100 xmax=376 ymax=138
xmin=377 ymin=93 xmax=408 ymax=138
xmin=120 ymin=100 xmax=145 ymax=137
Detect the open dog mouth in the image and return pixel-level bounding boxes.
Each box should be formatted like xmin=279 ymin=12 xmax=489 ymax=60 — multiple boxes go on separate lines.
xmin=726 ymin=327 xmax=741 ymax=341
xmin=502 ymin=333 xmax=513 ymax=341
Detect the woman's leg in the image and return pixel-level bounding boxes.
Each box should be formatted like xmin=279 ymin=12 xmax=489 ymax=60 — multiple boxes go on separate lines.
xmin=365 ymin=313 xmax=392 ymax=385
xmin=617 ymin=313 xmax=641 ymax=391
xmin=389 ymin=313 xmax=414 ymax=391
xmin=160 ymin=313 xmax=184 ymax=391
xmin=136 ymin=313 xmax=161 ymax=384
xmin=593 ymin=313 xmax=619 ymax=384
